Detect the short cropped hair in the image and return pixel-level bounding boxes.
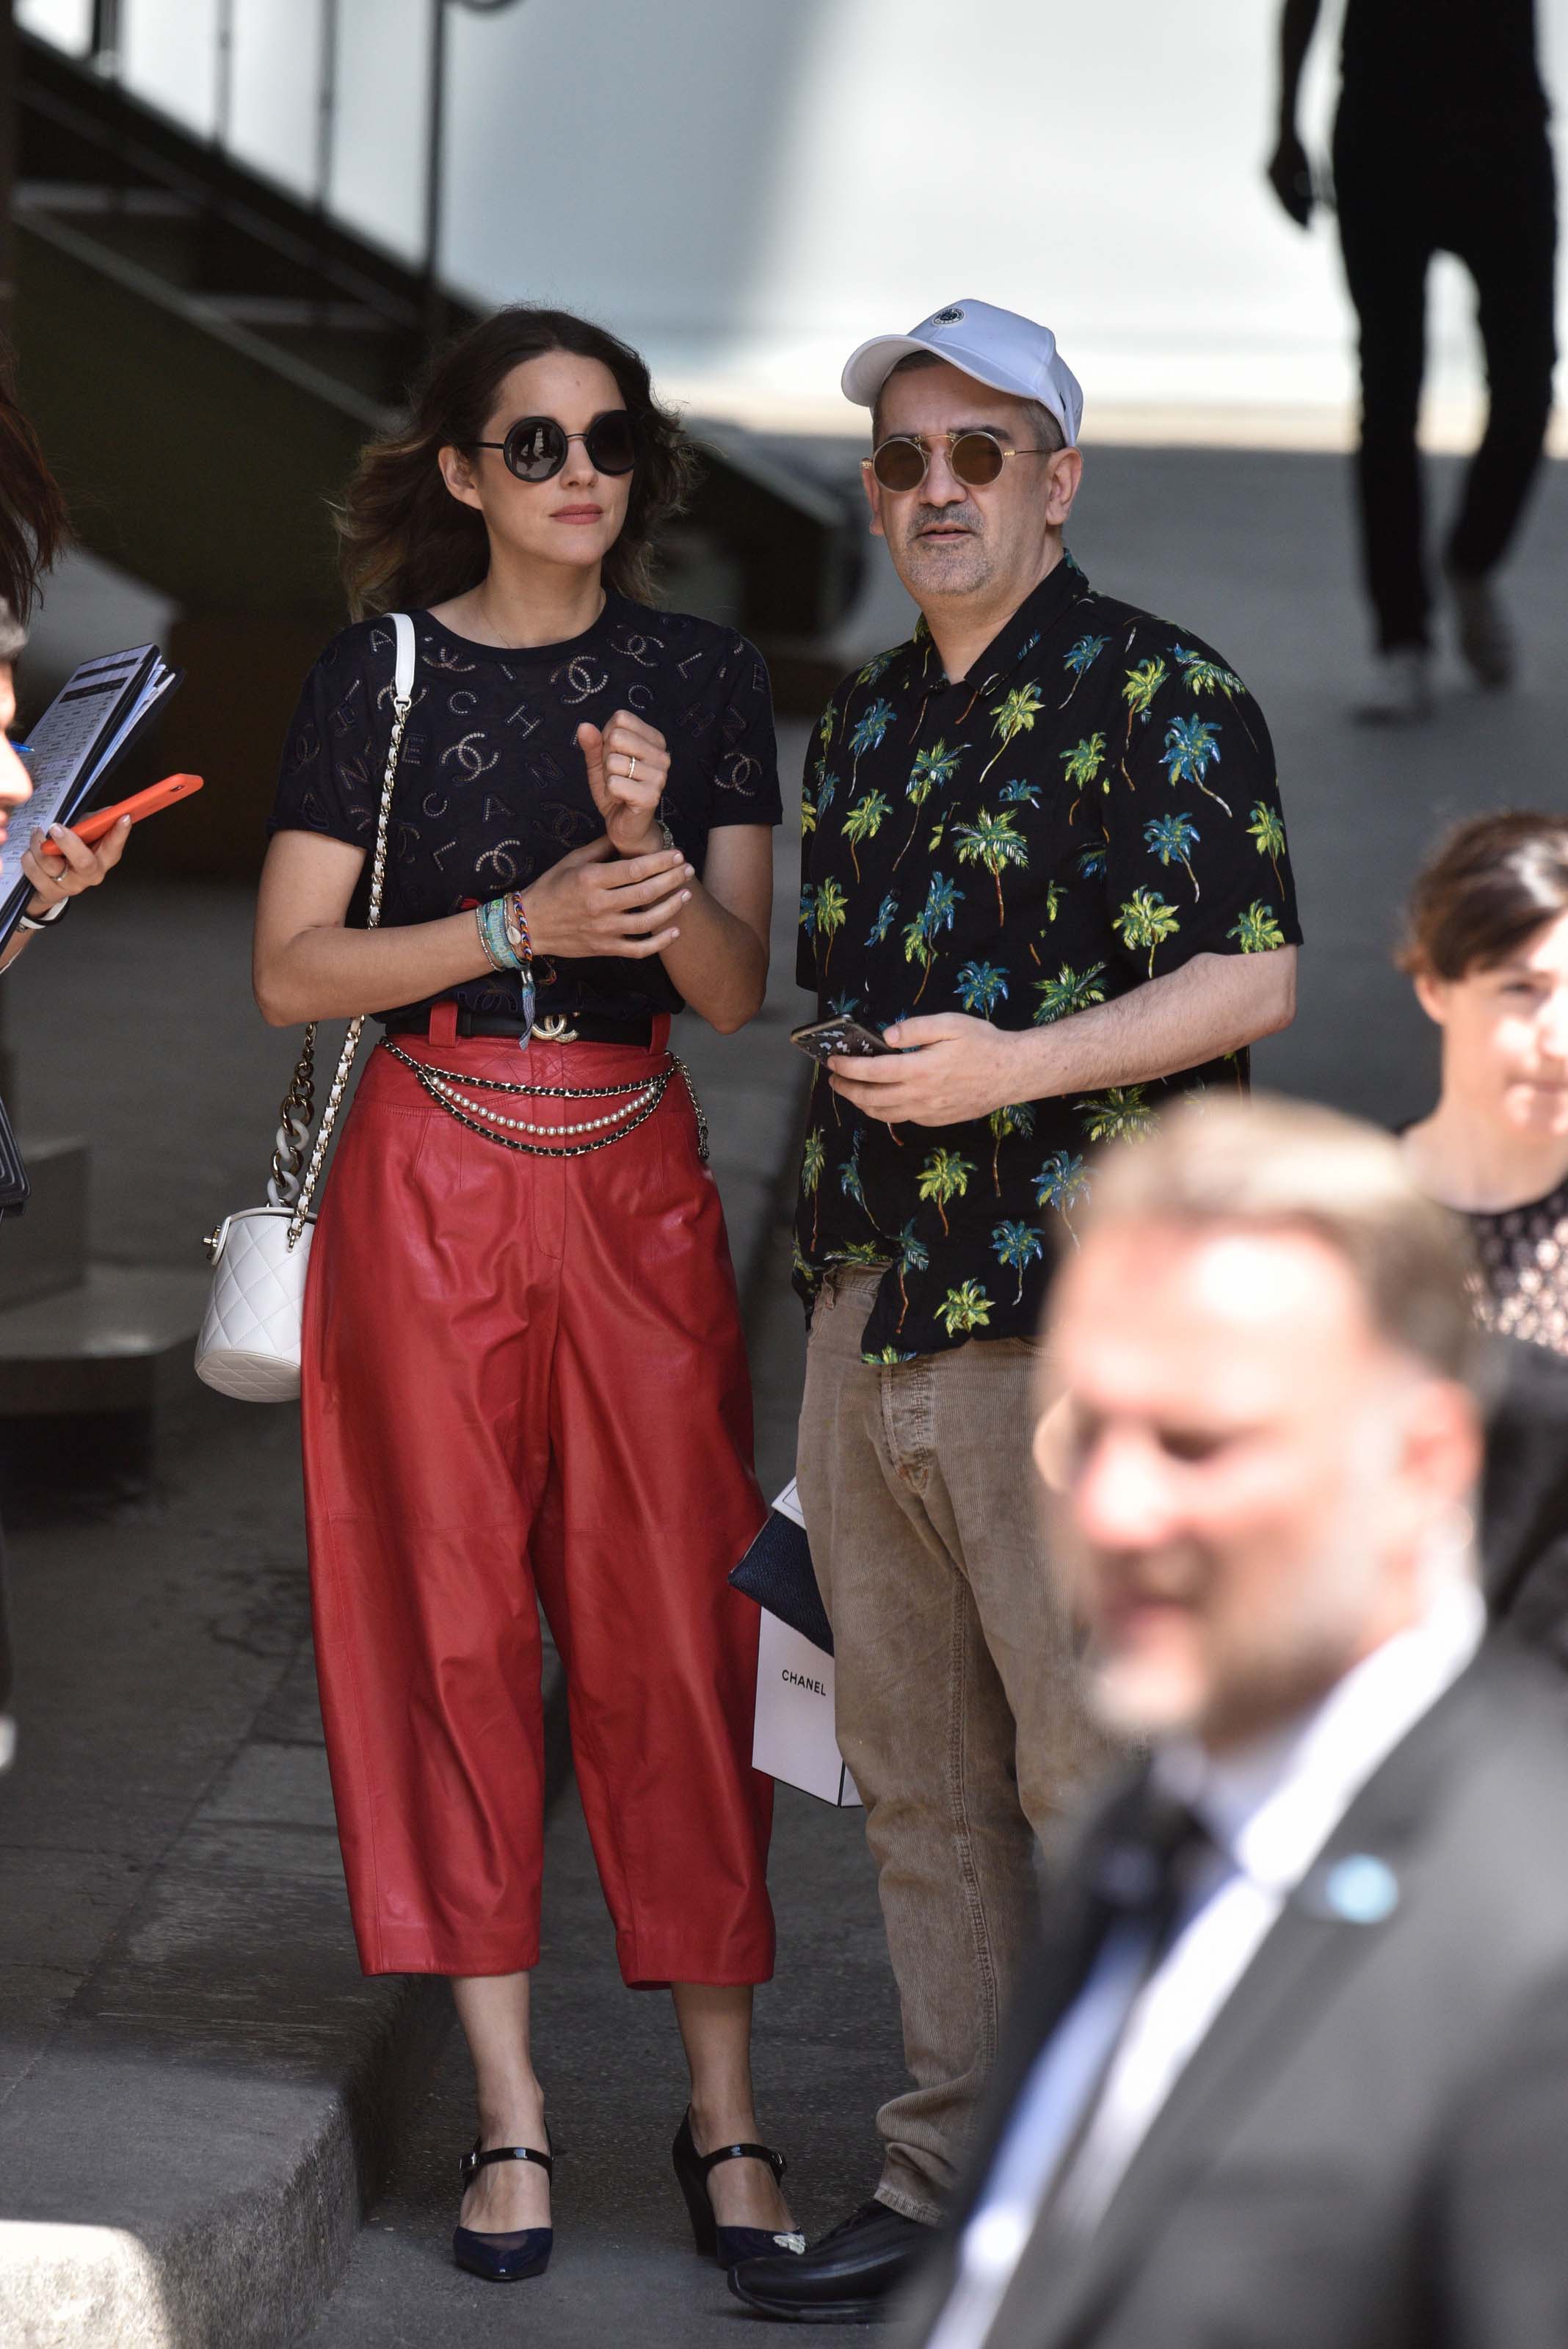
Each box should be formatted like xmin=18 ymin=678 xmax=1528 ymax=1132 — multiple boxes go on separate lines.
xmin=871 ymin=349 xmax=1067 ymax=457
xmin=1074 ymin=1095 xmax=1484 ymax=1387
xmin=1395 ymin=810 xmax=1568 ymax=981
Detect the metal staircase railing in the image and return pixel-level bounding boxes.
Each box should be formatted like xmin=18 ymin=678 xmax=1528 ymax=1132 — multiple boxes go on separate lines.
xmin=72 ymin=0 xmax=529 ymax=342
xmin=11 ymin=0 xmax=863 ymax=774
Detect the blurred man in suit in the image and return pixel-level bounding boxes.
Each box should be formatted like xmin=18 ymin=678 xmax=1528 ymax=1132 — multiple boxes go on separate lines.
xmin=903 ymin=1096 xmax=1568 ymax=2349
xmin=1269 ymin=0 xmax=1556 ymax=725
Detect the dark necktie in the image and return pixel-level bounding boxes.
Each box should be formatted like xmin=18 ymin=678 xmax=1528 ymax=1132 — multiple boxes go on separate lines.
xmin=1087 ymin=1787 xmax=1213 ymax=1952
xmin=921 ymin=1792 xmax=1214 ymax=2349
xmin=1036 ymin=1790 xmax=1213 ymax=2219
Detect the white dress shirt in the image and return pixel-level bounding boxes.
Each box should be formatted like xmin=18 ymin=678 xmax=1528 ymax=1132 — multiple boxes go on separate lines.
xmin=927 ymin=1575 xmax=1487 ymax=2349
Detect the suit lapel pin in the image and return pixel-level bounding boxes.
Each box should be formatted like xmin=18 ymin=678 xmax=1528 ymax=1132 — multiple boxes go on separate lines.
xmin=1301 ymin=1853 xmax=1401 ymax=1925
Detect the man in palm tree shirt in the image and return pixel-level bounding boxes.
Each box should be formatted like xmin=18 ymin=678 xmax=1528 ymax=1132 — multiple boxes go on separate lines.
xmin=732 ymin=301 xmax=1300 ymax=2326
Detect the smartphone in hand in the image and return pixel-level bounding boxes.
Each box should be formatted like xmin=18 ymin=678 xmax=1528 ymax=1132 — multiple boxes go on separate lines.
xmin=48 ymin=772 xmax=204 ymax=854
xmin=791 ymin=1016 xmax=899 ymax=1066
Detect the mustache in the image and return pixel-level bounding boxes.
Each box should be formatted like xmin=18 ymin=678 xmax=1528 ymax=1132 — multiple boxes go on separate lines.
xmin=905 ymin=500 xmax=985 ymax=535
xmin=1092 ymin=1546 xmax=1205 ymax=1607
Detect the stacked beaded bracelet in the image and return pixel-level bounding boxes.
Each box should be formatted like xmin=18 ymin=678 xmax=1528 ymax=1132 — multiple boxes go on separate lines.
xmin=475 ymin=895 xmax=515 ymax=974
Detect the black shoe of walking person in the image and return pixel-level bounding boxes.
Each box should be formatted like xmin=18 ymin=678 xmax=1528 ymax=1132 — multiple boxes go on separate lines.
xmin=727 ymin=2199 xmax=930 ymax=2323
xmin=1445 ymin=558 xmax=1517 ymax=691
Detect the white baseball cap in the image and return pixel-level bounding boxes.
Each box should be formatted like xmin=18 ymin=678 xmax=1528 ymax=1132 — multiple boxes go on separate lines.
xmin=841 ymin=298 xmax=1083 ymax=447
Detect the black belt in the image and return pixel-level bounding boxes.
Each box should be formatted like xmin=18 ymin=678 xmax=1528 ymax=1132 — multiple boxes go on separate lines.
xmin=381 ymin=1007 xmax=656 ymax=1046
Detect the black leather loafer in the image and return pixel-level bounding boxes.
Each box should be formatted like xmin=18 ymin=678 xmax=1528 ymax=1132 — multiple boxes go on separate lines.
xmin=727 ymin=2199 xmax=930 ymax=2323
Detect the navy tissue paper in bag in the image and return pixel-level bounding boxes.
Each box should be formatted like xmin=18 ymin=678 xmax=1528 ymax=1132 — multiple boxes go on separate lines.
xmin=728 ymin=1479 xmax=833 ymax=1655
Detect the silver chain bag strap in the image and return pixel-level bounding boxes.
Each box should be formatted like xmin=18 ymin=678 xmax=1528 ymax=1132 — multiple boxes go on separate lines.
xmin=195 ymin=614 xmax=415 ymax=1401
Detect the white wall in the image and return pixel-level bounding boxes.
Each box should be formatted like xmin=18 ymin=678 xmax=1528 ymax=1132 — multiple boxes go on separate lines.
xmin=21 ymin=0 xmax=1568 ymax=438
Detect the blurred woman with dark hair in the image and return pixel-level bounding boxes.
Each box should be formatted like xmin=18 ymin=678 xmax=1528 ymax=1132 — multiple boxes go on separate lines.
xmin=253 ymin=306 xmax=796 ymax=2282
xmin=1397 ymin=810 xmax=1568 ymax=1671
xmin=0 ymin=360 xmax=135 ymax=1769
xmin=1398 ymin=810 xmax=1568 ymax=1351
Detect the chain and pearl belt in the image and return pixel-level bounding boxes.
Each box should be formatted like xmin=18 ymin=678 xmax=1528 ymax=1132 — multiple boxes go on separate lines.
xmin=380 ymin=1038 xmax=709 ymax=1162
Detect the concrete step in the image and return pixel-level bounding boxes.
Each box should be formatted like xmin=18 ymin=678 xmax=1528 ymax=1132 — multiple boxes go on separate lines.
xmin=0 ymin=1635 xmax=570 ymax=2349
xmin=0 ymin=1137 xmax=90 ymax=1313
xmin=0 ymin=1263 xmax=211 ymax=1417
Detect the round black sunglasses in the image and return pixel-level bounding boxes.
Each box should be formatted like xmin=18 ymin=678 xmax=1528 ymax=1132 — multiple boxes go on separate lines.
xmin=467 ymin=411 xmax=636 ymax=483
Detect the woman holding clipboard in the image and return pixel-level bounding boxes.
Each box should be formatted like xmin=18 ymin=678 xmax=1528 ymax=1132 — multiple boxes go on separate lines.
xmin=0 ymin=366 xmax=137 ymax=1772
xmin=253 ymin=306 xmax=798 ymax=2283
xmin=0 ymin=390 xmax=134 ymax=964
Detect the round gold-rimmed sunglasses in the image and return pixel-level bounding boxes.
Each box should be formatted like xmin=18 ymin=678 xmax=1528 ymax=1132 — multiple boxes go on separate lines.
xmin=863 ymin=428 xmax=1055 ymax=494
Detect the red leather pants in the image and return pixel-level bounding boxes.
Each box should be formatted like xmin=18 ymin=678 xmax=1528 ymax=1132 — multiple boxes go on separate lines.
xmin=300 ymin=1009 xmax=774 ymax=1984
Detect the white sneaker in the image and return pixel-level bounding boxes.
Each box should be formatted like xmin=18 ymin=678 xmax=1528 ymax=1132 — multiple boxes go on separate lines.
xmin=1352 ymin=649 xmax=1434 ymax=727
xmin=1446 ymin=563 xmax=1515 ymax=690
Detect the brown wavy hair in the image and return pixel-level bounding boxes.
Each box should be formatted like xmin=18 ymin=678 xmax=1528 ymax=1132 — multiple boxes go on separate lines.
xmin=335 ymin=305 xmax=694 ymax=619
xmin=1396 ymin=810 xmax=1568 ymax=979
xmin=0 ymin=344 xmax=70 ymax=649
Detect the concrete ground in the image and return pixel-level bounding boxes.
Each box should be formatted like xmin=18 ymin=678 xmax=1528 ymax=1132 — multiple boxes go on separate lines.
xmin=1 ymin=442 xmax=1567 ymax=2345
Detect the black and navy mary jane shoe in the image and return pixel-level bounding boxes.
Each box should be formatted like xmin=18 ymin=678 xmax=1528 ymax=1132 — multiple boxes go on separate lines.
xmin=451 ymin=2138 xmax=555 ymax=2282
xmin=672 ymin=2109 xmax=805 ymax=2270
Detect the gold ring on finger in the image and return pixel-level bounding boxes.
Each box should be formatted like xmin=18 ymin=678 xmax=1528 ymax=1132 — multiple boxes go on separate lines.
xmin=628 ymin=755 xmax=638 ymax=782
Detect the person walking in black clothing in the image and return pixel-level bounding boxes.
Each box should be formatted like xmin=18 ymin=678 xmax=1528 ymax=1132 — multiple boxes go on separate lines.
xmin=1270 ymin=0 xmax=1557 ymax=725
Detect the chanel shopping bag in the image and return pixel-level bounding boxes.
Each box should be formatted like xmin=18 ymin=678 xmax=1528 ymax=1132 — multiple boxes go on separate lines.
xmin=731 ymin=1483 xmax=860 ymax=1809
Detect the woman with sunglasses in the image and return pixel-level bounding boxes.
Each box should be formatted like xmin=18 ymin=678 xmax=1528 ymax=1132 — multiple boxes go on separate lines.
xmin=254 ymin=306 xmax=796 ymax=2283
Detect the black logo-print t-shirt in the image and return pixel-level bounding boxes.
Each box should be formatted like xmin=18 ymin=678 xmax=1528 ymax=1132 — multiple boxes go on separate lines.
xmin=269 ymin=595 xmax=782 ymax=1025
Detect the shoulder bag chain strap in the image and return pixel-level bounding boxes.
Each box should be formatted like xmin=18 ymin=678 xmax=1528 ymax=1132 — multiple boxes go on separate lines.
xmin=281 ymin=628 xmax=413 ymax=1251
xmin=266 ymin=1028 xmax=316 ymax=1208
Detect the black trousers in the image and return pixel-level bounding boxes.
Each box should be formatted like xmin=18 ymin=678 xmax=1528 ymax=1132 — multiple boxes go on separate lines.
xmin=1334 ymin=109 xmax=1557 ymax=650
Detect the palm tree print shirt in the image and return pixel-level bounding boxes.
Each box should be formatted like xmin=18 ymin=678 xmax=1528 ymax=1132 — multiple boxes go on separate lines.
xmin=794 ymin=556 xmax=1302 ymax=1362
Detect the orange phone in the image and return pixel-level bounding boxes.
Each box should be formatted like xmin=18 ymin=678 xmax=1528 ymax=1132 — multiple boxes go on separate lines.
xmin=51 ymin=771 xmax=205 ymax=851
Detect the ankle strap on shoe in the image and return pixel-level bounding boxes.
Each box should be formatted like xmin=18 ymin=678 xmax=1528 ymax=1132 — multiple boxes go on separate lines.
xmin=693 ymin=2138 xmax=787 ymax=2182
xmin=459 ymin=2143 xmax=555 ymax=2183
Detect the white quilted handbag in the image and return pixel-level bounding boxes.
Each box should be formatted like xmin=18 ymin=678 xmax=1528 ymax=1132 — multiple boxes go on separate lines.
xmin=195 ymin=614 xmax=415 ymax=1401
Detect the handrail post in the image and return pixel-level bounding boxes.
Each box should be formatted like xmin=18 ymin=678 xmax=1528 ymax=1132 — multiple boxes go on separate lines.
xmin=314 ymin=0 xmax=340 ymax=327
xmin=0 ymin=0 xmax=12 ymax=350
xmin=90 ymin=0 xmax=120 ymax=76
xmin=422 ymin=0 xmax=449 ymax=346
xmin=317 ymin=0 xmax=339 ymax=212
xmin=421 ymin=1 xmax=527 ymax=346
xmin=213 ymin=0 xmax=235 ymax=153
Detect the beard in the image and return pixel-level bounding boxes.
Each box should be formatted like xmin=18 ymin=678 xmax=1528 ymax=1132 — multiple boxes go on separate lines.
xmin=893 ymin=499 xmax=994 ymax=597
xmin=1085 ymin=1573 xmax=1372 ymax=1752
